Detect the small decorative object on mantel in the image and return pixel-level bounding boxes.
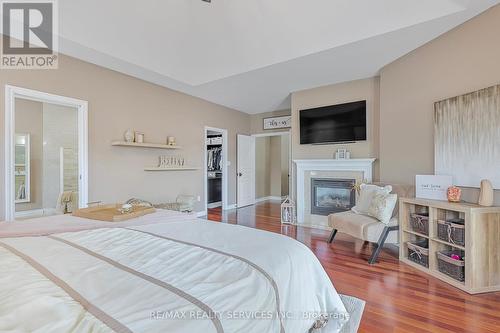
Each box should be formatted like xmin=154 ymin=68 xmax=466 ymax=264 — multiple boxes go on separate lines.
xmin=478 ymin=179 xmax=494 ymax=207
xmin=334 ymin=148 xmax=350 ymax=159
xmin=124 ymin=129 xmax=134 ymax=142
xmin=447 ymin=186 xmax=461 ymax=203
xmin=263 ymin=115 xmax=291 ymax=130
xmin=135 ymin=132 xmax=144 ymax=143
xmin=167 ymin=136 xmax=176 ymax=146
xmin=281 ymin=196 xmax=296 ymax=224
xmin=158 ymin=155 xmax=185 ymax=168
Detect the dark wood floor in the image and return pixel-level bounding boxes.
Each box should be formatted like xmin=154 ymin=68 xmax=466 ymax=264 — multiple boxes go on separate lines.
xmin=207 ymin=201 xmax=500 ymax=333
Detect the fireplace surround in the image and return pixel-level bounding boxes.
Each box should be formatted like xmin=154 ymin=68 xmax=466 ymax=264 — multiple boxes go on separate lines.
xmin=294 ymin=159 xmax=376 ymax=225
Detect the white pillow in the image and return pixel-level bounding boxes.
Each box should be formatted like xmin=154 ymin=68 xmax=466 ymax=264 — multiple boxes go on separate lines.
xmin=367 ymin=193 xmax=398 ymax=224
xmin=351 ymin=184 xmax=392 ymax=215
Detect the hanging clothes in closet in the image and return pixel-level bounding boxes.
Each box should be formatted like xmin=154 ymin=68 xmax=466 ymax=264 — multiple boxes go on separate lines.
xmin=207 ymin=147 xmax=222 ymax=171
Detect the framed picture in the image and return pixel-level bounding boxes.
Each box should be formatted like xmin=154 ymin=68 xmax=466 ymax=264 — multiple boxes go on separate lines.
xmin=415 ymin=175 xmax=453 ymax=201
xmin=263 ymin=116 xmax=291 ymax=130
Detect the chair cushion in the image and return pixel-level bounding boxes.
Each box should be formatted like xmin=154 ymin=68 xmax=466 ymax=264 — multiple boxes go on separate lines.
xmin=329 ymin=211 xmax=398 ymax=243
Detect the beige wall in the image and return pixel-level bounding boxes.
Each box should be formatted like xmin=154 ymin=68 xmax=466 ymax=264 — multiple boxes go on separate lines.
xmin=379 ymin=4 xmax=500 ymax=204
xmin=255 ymin=136 xmax=271 ymax=198
xmin=255 ymin=135 xmax=288 ymax=199
xmin=269 ymin=136 xmax=282 ymax=197
xmin=0 ymin=53 xmax=250 ymax=219
xmin=14 ymin=99 xmax=43 ymax=212
xmin=291 ymin=77 xmax=380 ymax=178
xmin=280 ymin=134 xmax=289 ymax=196
xmin=250 ymin=109 xmax=291 ymax=134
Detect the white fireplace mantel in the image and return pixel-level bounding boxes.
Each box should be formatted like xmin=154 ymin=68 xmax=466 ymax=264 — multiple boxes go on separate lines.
xmin=294 ymin=158 xmax=376 ymax=224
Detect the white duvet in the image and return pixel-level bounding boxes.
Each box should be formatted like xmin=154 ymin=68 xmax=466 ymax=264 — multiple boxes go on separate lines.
xmin=0 ymin=210 xmax=348 ymax=333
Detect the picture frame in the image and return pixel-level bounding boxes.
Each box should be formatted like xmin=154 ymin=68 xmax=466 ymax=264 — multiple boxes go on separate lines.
xmin=415 ymin=175 xmax=453 ymax=201
xmin=263 ymin=116 xmax=291 ymax=130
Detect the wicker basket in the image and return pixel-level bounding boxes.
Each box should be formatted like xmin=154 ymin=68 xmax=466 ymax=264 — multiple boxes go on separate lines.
xmin=437 ymin=250 xmax=465 ymax=282
xmin=407 ymin=240 xmax=429 ymax=268
xmin=437 ymin=219 xmax=465 ymax=246
xmin=410 ymin=213 xmax=429 ymax=235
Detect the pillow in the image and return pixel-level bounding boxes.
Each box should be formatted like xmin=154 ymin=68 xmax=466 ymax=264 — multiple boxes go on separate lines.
xmin=351 ymin=184 xmax=392 ymax=215
xmin=367 ymin=193 xmax=398 ymax=224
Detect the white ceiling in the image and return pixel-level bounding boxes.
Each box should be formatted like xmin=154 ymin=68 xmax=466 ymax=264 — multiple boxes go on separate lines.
xmin=57 ymin=0 xmax=499 ymax=114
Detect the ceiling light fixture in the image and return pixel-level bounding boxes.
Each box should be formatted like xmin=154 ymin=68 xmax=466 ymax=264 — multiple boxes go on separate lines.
xmin=201 ymin=0 xmax=211 ymax=3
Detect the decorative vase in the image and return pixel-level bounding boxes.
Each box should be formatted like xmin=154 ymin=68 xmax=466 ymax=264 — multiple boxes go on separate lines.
xmin=167 ymin=136 xmax=176 ymax=146
xmin=478 ymin=179 xmax=494 ymax=207
xmin=447 ymin=186 xmax=461 ymax=202
xmin=124 ymin=129 xmax=134 ymax=142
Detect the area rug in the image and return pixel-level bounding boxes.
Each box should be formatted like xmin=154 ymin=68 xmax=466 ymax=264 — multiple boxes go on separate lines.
xmin=339 ymin=294 xmax=366 ymax=333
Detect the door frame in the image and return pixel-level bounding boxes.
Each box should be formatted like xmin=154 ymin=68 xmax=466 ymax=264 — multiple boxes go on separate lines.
xmin=252 ymin=131 xmax=291 ymax=199
xmin=4 ymin=85 xmax=89 ymax=221
xmin=204 ymin=126 xmax=228 ymax=214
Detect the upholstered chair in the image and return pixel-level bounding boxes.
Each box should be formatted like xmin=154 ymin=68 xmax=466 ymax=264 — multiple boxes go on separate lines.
xmin=327 ymin=183 xmax=414 ymax=264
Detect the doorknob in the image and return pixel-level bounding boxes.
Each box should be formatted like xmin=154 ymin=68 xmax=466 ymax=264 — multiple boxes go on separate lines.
xmin=238 ymin=172 xmax=243 ymax=177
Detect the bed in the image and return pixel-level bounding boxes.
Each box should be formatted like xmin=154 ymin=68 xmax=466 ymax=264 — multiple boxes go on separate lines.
xmin=0 ymin=210 xmax=355 ymax=333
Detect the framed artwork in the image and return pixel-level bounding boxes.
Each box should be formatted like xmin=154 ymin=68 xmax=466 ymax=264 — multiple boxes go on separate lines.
xmin=434 ymin=84 xmax=500 ymax=189
xmin=263 ymin=116 xmax=291 ymax=130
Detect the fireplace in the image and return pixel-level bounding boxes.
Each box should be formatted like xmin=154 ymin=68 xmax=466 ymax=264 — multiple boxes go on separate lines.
xmin=311 ymin=178 xmax=356 ymax=215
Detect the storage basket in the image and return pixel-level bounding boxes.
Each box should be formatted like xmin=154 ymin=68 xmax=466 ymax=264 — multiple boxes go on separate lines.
xmin=437 ymin=250 xmax=465 ymax=282
xmin=407 ymin=240 xmax=429 ymax=268
xmin=410 ymin=213 xmax=429 ymax=235
xmin=437 ymin=219 xmax=465 ymax=246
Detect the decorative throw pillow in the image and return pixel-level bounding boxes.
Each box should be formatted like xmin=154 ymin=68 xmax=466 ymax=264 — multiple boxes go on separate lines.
xmin=351 ymin=184 xmax=392 ymax=215
xmin=367 ymin=193 xmax=398 ymax=224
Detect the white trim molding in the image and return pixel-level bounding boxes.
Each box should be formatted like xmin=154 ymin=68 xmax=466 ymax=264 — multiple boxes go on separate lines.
xmin=294 ymin=158 xmax=376 ymax=224
xmin=4 ymin=85 xmax=89 ymax=221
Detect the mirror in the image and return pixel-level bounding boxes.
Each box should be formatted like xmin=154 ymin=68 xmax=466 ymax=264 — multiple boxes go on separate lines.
xmin=15 ymin=133 xmax=30 ymax=203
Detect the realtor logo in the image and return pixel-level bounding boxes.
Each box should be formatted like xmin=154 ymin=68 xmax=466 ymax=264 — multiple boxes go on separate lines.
xmin=1 ymin=0 xmax=58 ymax=69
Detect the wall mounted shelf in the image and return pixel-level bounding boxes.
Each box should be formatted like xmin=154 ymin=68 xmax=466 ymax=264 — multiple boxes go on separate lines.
xmin=144 ymin=167 xmax=200 ymax=171
xmin=112 ymin=141 xmax=181 ymax=150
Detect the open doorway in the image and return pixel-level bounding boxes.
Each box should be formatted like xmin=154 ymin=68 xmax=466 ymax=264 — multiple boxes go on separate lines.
xmin=204 ymin=127 xmax=228 ymax=213
xmin=4 ymin=85 xmax=88 ymax=221
xmin=253 ymin=132 xmax=290 ymax=203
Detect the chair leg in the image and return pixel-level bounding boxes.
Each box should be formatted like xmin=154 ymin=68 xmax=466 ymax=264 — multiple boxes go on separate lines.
xmin=327 ymin=229 xmax=338 ymax=243
xmin=368 ymin=226 xmax=397 ymax=264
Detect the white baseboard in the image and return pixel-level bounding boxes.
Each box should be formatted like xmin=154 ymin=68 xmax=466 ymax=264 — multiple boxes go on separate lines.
xmin=224 ymin=204 xmax=237 ymax=210
xmin=255 ymin=196 xmax=282 ymax=203
xmin=207 ymin=202 xmax=222 ymax=209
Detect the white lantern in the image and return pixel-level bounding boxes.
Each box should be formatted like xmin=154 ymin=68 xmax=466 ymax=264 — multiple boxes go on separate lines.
xmin=281 ymin=196 xmax=296 ymax=224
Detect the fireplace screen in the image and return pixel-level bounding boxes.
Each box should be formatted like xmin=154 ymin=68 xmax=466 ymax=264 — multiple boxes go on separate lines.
xmin=311 ymin=178 xmax=356 ymax=215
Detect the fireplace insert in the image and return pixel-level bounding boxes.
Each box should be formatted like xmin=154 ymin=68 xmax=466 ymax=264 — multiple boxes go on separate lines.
xmin=311 ymin=178 xmax=356 ymax=215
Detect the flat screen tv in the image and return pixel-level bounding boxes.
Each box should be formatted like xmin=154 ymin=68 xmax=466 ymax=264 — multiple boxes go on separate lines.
xmin=299 ymin=100 xmax=366 ymax=144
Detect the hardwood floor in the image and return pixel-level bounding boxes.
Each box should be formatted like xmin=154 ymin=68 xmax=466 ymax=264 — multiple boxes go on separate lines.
xmin=207 ymin=201 xmax=500 ymax=333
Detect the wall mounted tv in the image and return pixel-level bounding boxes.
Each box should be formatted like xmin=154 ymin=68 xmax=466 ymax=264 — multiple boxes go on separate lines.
xmin=299 ymin=100 xmax=367 ymax=144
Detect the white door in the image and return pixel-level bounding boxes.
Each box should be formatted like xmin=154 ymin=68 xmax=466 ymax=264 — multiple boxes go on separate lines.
xmin=237 ymin=134 xmax=255 ymax=208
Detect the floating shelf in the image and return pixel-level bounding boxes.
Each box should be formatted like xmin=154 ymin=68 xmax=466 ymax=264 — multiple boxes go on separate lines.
xmin=144 ymin=167 xmax=200 ymax=171
xmin=112 ymin=141 xmax=181 ymax=149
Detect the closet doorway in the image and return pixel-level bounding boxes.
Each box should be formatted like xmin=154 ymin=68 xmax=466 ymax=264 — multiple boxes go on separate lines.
xmin=4 ymin=85 xmax=88 ymax=221
xmin=204 ymin=127 xmax=228 ymax=213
